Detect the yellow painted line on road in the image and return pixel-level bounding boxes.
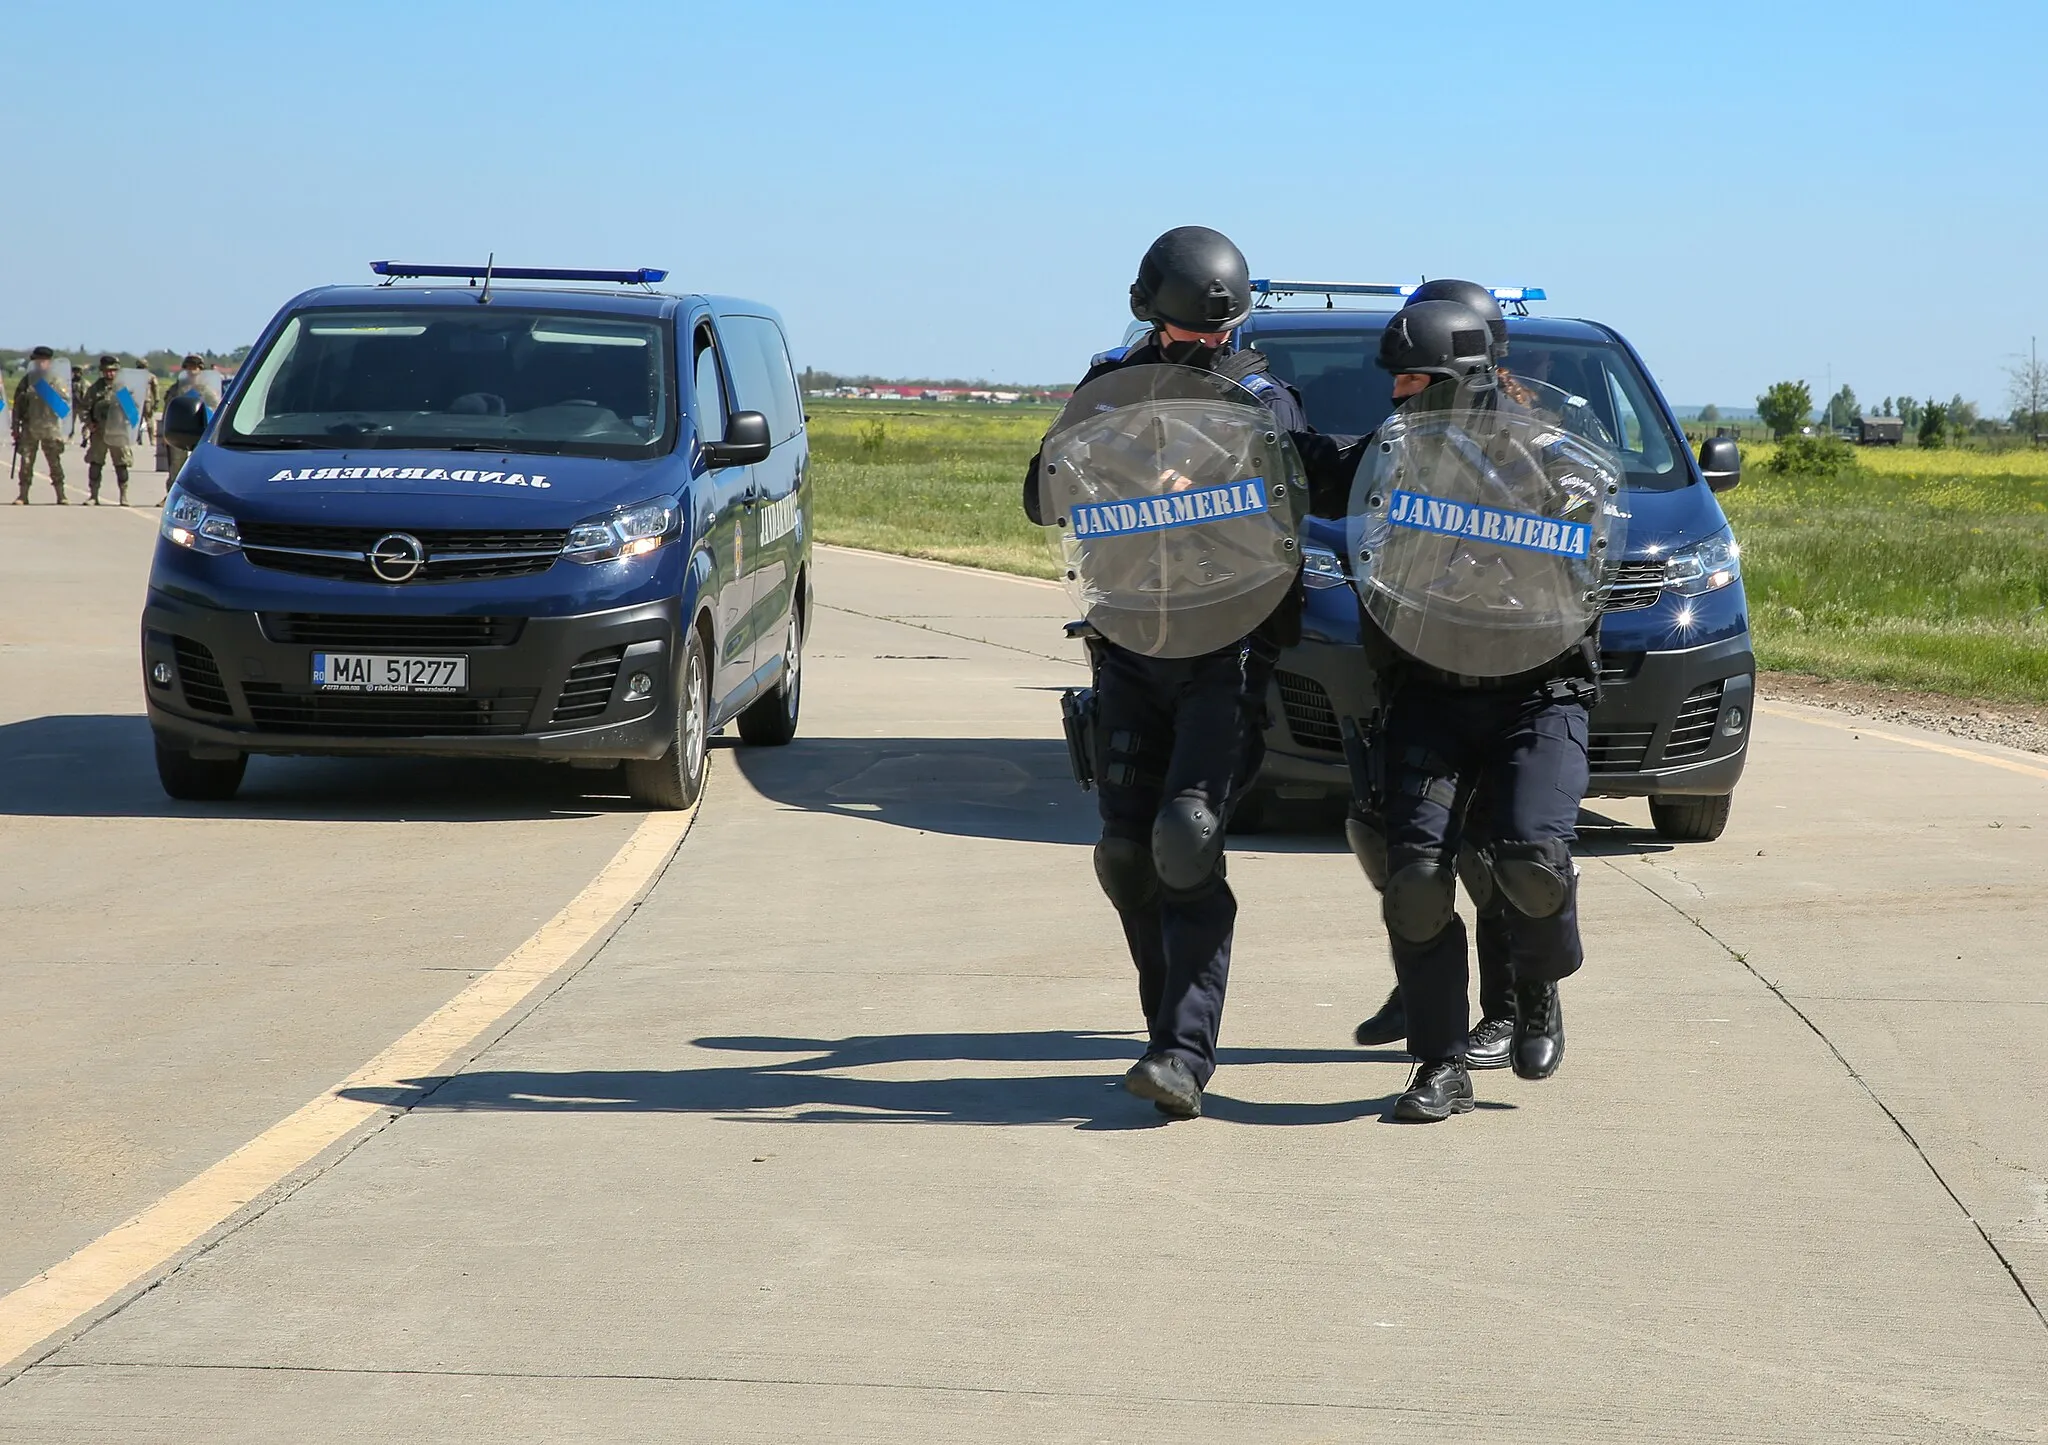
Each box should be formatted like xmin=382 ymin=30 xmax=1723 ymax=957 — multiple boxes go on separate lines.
xmin=0 ymin=804 xmax=695 ymax=1372
xmin=1760 ymin=703 xmax=2048 ymax=784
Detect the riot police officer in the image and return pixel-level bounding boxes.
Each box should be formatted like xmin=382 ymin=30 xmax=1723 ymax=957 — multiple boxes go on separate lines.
xmin=1022 ymin=225 xmax=1316 ymax=1119
xmin=82 ymin=354 xmax=137 ymax=505
xmin=1334 ymin=290 xmax=1614 ymax=1122
xmin=1353 ymin=280 xmax=1520 ymax=1070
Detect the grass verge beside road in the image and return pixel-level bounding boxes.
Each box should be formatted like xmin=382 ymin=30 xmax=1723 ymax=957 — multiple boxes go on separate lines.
xmin=811 ymin=401 xmax=2048 ymax=705
xmin=1727 ymin=444 xmax=2048 ymax=703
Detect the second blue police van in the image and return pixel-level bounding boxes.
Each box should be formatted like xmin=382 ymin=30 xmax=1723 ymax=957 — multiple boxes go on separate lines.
xmin=1117 ymin=281 xmax=1752 ymax=841
xmin=146 ymin=262 xmax=810 ymax=809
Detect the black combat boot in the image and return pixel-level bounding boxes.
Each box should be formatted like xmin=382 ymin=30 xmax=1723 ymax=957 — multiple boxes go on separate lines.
xmin=1512 ymin=980 xmax=1565 ymax=1080
xmin=1394 ymin=1057 xmax=1475 ymax=1122
xmin=1123 ymin=1052 xmax=1202 ymax=1119
xmin=1462 ymin=1014 xmax=1516 ymax=1070
xmin=1353 ymin=985 xmax=1406 ymax=1046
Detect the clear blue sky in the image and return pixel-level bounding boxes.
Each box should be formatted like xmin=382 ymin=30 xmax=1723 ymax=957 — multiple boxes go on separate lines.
xmin=4 ymin=0 xmax=2043 ymax=413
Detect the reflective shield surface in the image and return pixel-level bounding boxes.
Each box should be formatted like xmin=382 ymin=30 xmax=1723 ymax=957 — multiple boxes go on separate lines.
xmin=1348 ymin=377 xmax=1628 ymax=678
xmin=115 ymin=369 xmax=154 ymax=441
xmin=1038 ymin=364 xmax=1304 ymax=657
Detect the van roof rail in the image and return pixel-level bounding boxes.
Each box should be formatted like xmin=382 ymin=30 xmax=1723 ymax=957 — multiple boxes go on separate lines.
xmin=370 ymin=261 xmax=669 ymax=286
xmin=1250 ymin=279 xmax=1546 ymax=313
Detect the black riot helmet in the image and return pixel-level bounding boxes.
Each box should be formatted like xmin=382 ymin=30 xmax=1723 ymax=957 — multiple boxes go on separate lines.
xmin=1405 ymin=278 xmax=1507 ymax=356
xmin=1375 ymin=299 xmax=1496 ymax=385
xmin=1129 ymin=226 xmax=1255 ymax=334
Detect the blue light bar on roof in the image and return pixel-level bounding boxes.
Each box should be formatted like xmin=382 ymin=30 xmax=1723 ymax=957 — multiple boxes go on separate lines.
xmin=370 ymin=261 xmax=669 ymax=285
xmin=1251 ymin=279 xmax=1547 ymax=302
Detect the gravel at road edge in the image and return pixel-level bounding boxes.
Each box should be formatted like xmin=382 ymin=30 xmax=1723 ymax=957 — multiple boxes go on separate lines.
xmin=1761 ymin=672 xmax=2048 ymax=757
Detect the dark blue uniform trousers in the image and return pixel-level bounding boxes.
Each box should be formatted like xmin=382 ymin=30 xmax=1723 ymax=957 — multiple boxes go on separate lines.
xmin=1093 ymin=642 xmax=1262 ymax=1086
xmin=1383 ymin=683 xmax=1590 ymax=1061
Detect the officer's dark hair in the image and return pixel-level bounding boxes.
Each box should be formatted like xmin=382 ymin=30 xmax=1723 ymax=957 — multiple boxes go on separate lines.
xmin=1129 ymin=226 xmax=1254 ymax=333
xmin=1406 ymin=279 xmax=1507 ymax=355
xmin=1376 ymin=299 xmax=1495 ymax=384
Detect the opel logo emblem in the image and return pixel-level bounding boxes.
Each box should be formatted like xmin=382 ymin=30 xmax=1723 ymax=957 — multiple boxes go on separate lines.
xmin=368 ymin=532 xmax=426 ymax=583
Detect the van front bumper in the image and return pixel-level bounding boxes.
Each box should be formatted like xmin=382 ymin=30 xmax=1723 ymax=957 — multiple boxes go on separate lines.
xmin=1256 ymin=633 xmax=1754 ymax=802
xmin=141 ymin=588 xmax=679 ymax=761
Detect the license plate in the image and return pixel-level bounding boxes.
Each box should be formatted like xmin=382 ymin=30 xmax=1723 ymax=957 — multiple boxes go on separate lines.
xmin=312 ymin=653 xmax=468 ymax=693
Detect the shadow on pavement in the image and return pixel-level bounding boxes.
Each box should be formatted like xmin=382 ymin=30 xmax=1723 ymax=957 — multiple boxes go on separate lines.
xmin=0 ymin=712 xmax=640 ymax=822
xmin=734 ymin=736 xmax=1349 ymax=852
xmin=1574 ymin=807 xmax=1677 ymax=859
xmin=343 ymin=1028 xmax=1415 ymax=1130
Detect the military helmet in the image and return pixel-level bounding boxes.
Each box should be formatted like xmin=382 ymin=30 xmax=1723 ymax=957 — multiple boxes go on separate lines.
xmin=1129 ymin=226 xmax=1254 ymax=333
xmin=181 ymin=353 xmax=204 ymax=369
xmin=30 ymin=345 xmax=54 ymax=360
xmin=1405 ymin=279 xmax=1507 ymax=355
xmin=98 ymin=353 xmax=119 ymax=369
xmin=1375 ymin=299 xmax=1496 ymax=383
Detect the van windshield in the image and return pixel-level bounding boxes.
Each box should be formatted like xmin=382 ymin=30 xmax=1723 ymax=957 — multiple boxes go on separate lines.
xmin=1250 ymin=326 xmax=1691 ymax=492
xmin=220 ymin=307 xmax=673 ymax=460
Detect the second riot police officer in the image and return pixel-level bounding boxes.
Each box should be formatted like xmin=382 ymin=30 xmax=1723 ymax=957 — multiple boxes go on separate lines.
xmin=1023 ymin=225 xmax=1320 ymax=1119
xmin=1333 ymin=288 xmax=1625 ymax=1122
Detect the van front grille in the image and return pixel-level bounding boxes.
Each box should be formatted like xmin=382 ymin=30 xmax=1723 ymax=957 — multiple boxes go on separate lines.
xmin=550 ymin=648 xmax=627 ymax=725
xmin=258 ymin=613 xmax=524 ymax=648
xmin=171 ymin=637 xmax=233 ymax=715
xmin=1274 ymin=668 xmax=1344 ymax=753
xmin=1601 ymin=561 xmax=1666 ymax=613
xmin=241 ymin=685 xmax=537 ymax=736
xmin=238 ymin=524 xmax=567 ymax=583
xmin=1588 ymin=730 xmax=1652 ymax=773
xmin=1664 ymin=681 xmax=1726 ymax=760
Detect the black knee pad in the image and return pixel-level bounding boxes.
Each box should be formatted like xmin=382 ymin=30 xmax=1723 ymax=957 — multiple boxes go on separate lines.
xmin=1456 ymin=840 xmax=1495 ymax=912
xmin=1344 ymin=811 xmax=1389 ymax=892
xmin=1491 ymin=838 xmax=1575 ymax=918
xmin=1151 ymin=792 xmax=1224 ymax=893
xmin=1383 ymin=856 xmax=1458 ymax=942
xmin=1093 ymin=835 xmax=1158 ymax=913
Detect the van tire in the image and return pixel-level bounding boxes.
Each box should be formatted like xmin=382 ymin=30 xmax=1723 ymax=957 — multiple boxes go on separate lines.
xmin=737 ymin=606 xmax=802 ymax=747
xmin=624 ymin=628 xmax=710 ymax=809
xmin=1649 ymin=792 xmax=1732 ymax=842
xmin=155 ymin=736 xmax=247 ymax=802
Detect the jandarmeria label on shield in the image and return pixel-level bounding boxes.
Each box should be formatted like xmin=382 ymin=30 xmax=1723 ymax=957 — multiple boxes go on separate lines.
xmin=1387 ymin=488 xmax=1590 ymax=558
xmin=1071 ymin=477 xmax=1270 ymax=539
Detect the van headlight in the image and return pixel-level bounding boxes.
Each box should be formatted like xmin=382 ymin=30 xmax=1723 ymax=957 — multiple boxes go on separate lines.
xmin=1300 ymin=542 xmax=1349 ymax=589
xmin=161 ymin=484 xmax=242 ymax=555
xmin=565 ymin=498 xmax=679 ymax=563
xmin=1664 ymin=526 xmax=1741 ymax=596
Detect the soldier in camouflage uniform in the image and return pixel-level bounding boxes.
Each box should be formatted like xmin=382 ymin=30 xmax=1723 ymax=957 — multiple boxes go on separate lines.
xmin=11 ymin=346 xmax=68 ymax=504
xmin=162 ymin=354 xmax=208 ymax=498
xmin=82 ymin=354 xmax=139 ymax=504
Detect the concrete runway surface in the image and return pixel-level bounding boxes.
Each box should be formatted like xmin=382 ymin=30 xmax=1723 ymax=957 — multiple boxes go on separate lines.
xmin=1 ymin=495 xmax=2044 ymax=1441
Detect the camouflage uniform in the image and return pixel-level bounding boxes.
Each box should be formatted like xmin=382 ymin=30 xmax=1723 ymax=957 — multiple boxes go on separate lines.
xmin=83 ymin=372 xmax=137 ymax=505
xmin=11 ymin=367 xmax=68 ymax=503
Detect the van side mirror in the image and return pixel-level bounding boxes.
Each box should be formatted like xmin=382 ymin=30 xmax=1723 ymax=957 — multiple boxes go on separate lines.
xmin=704 ymin=410 xmax=771 ymax=468
xmin=1699 ymin=436 xmax=1741 ymax=493
xmin=162 ymin=392 xmax=210 ymax=450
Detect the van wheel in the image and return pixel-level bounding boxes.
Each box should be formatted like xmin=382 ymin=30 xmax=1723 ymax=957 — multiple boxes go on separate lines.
xmin=624 ymin=628 xmax=709 ymax=809
xmin=154 ymin=735 xmax=247 ymax=802
xmin=737 ymin=607 xmax=802 ymax=747
xmin=1649 ymin=793 xmax=1732 ymax=842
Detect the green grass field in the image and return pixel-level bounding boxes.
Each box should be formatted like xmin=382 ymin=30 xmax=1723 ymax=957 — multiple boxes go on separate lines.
xmin=810 ymin=400 xmax=2048 ymax=704
xmin=1726 ymin=444 xmax=2048 ymax=702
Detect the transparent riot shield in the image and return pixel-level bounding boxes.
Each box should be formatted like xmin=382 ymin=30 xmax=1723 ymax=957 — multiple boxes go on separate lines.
xmin=115 ymin=368 xmax=154 ymax=442
xmin=1347 ymin=376 xmax=1629 ymax=678
xmin=1036 ymin=364 xmax=1305 ymax=658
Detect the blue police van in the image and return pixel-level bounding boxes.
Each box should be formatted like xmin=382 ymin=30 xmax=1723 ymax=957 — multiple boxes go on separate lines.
xmin=145 ymin=262 xmax=810 ymax=808
xmin=1144 ymin=281 xmax=1752 ymax=841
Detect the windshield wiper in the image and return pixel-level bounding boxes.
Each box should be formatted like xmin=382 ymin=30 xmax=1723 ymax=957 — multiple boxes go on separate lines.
xmin=223 ymin=436 xmax=316 ymax=449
